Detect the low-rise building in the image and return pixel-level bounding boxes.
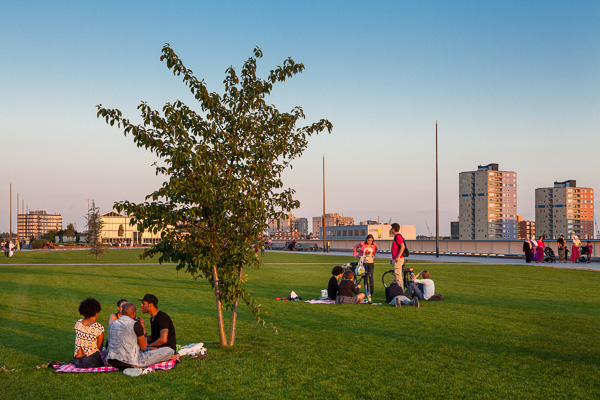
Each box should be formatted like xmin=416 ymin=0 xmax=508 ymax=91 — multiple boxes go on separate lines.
xmin=312 ymin=213 xmax=354 ymax=239
xmin=99 ymin=210 xmax=163 ymax=245
xmin=324 ymin=223 xmax=416 ymax=241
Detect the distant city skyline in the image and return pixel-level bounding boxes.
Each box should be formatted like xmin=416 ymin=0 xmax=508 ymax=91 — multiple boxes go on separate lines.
xmin=1 ymin=1 xmax=599 ymax=236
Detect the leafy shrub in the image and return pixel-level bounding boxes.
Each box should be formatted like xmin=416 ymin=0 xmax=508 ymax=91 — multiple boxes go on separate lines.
xmin=31 ymin=239 xmax=48 ymax=249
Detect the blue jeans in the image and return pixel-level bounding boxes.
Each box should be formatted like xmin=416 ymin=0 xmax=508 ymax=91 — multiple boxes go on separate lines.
xmin=404 ymin=282 xmax=424 ymax=300
xmin=73 ymin=351 xmax=103 ymax=368
xmin=137 ymin=347 xmax=174 ymax=367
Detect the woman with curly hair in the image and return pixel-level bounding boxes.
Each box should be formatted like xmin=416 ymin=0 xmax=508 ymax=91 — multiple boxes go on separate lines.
xmin=73 ymin=297 xmax=105 ymax=368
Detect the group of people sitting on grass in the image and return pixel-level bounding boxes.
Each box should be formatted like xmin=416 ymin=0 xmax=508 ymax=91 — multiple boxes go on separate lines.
xmin=327 ymin=265 xmax=435 ymax=307
xmin=73 ymin=294 xmax=179 ymax=373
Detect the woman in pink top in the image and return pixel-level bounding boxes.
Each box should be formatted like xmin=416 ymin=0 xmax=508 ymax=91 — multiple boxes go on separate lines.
xmin=536 ymin=235 xmax=545 ymax=263
xmin=353 ymin=234 xmax=377 ymax=296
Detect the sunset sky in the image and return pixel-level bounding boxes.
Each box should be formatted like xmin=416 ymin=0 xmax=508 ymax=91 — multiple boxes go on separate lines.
xmin=1 ymin=0 xmax=598 ymax=235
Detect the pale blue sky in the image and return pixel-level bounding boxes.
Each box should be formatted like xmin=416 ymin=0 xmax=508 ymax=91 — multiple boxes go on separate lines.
xmin=1 ymin=0 xmax=598 ymax=235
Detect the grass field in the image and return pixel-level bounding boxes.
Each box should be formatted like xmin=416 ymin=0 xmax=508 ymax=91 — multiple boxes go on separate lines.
xmin=1 ymin=250 xmax=599 ymax=399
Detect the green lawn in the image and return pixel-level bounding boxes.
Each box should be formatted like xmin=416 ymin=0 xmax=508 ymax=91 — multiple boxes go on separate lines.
xmin=1 ymin=250 xmax=599 ymax=399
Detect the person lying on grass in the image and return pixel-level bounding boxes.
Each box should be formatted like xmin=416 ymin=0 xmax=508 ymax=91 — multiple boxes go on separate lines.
xmin=385 ymin=282 xmax=419 ymax=307
xmin=335 ymin=270 xmax=365 ymax=304
xmin=73 ymin=297 xmax=105 ymax=368
xmin=404 ymin=270 xmax=435 ymax=301
xmin=106 ymin=302 xmax=178 ymax=372
xmin=328 ymin=266 xmax=345 ymax=300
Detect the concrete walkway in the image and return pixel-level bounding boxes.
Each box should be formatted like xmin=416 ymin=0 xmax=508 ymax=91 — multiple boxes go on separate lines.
xmin=270 ymin=250 xmax=600 ymax=271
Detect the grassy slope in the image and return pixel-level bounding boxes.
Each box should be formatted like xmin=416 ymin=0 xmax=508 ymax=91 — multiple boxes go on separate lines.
xmin=0 ymin=251 xmax=599 ymax=399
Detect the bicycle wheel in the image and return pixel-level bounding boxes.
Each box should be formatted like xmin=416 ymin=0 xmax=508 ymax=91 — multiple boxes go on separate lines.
xmin=381 ymin=269 xmax=395 ymax=288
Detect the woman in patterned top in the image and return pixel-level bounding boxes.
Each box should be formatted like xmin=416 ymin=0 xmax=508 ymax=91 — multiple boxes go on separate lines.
xmin=73 ymin=297 xmax=105 ymax=368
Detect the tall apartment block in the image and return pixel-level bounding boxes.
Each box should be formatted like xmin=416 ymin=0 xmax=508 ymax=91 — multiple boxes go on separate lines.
xmin=535 ymin=180 xmax=594 ymax=239
xmin=459 ymin=163 xmax=517 ymax=240
xmin=18 ymin=210 xmax=62 ymax=242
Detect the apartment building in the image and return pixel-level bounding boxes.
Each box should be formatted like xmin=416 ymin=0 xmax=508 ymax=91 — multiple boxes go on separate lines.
xmin=517 ymin=217 xmax=536 ymax=240
xmin=312 ymin=213 xmax=354 ymax=239
xmin=535 ymin=180 xmax=594 ymax=239
xmin=459 ymin=163 xmax=517 ymax=240
xmin=18 ymin=210 xmax=62 ymax=241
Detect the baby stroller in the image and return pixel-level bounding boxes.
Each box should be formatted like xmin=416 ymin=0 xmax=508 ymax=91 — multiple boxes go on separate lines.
xmin=579 ymin=245 xmax=592 ymax=263
xmin=543 ymin=247 xmax=556 ymax=263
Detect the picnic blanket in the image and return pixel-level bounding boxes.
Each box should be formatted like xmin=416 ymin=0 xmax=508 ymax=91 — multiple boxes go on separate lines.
xmin=304 ymin=299 xmax=336 ymax=304
xmin=54 ymin=358 xmax=179 ymax=373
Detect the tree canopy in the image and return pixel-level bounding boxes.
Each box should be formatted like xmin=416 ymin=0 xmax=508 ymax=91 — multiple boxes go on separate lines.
xmin=97 ymin=44 xmax=332 ymax=346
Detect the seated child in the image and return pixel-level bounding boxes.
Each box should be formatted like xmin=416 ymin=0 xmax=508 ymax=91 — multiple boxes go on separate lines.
xmin=335 ymin=271 xmax=365 ymax=304
xmin=404 ymin=270 xmax=435 ymax=301
xmin=385 ymin=282 xmax=419 ymax=307
xmin=328 ymin=266 xmax=344 ymax=300
xmin=108 ymin=298 xmax=128 ymax=326
xmin=73 ymin=297 xmax=105 ymax=368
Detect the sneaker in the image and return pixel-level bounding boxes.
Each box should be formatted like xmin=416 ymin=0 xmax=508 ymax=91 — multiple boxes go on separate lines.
xmin=141 ymin=368 xmax=154 ymax=375
xmin=413 ymin=297 xmax=420 ymax=308
xmin=395 ymin=298 xmax=401 ymax=307
xmin=123 ymin=368 xmax=143 ymax=377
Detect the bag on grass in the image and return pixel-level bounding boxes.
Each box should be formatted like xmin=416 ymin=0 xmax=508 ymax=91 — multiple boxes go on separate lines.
xmin=428 ymin=294 xmax=444 ymax=301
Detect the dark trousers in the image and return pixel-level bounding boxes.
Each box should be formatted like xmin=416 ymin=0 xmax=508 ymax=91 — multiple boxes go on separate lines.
xmin=524 ymin=251 xmax=532 ymax=263
xmin=73 ymin=351 xmax=103 ymax=368
xmin=364 ymin=262 xmax=375 ymax=295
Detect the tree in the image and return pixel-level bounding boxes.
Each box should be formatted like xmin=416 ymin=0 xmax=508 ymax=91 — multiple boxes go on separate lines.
xmin=118 ymin=224 xmax=124 ymax=238
xmin=66 ymin=223 xmax=76 ymax=238
xmin=97 ymin=44 xmax=332 ymax=347
xmin=86 ymin=200 xmax=105 ymax=260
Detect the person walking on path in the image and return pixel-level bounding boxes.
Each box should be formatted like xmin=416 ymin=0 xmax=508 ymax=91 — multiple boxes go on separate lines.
xmin=570 ymin=235 xmax=581 ymax=262
xmin=523 ymin=237 xmax=532 ymax=263
xmin=536 ymin=236 xmax=545 ymax=263
xmin=557 ymin=235 xmax=567 ymax=263
xmin=390 ymin=223 xmax=406 ymax=289
xmin=353 ymin=234 xmax=378 ymax=296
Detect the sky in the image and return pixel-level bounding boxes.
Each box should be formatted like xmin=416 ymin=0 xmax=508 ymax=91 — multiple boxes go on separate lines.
xmin=1 ymin=0 xmax=599 ymax=236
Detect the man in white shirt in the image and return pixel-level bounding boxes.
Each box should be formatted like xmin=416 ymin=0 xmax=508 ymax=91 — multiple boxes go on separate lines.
xmin=404 ymin=270 xmax=435 ymax=301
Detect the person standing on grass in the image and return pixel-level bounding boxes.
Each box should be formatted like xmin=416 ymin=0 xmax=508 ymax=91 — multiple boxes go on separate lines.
xmin=73 ymin=298 xmax=105 ymax=368
xmin=139 ymin=294 xmax=177 ymax=352
xmin=390 ymin=223 xmax=406 ymax=289
xmin=353 ymin=234 xmax=378 ymax=295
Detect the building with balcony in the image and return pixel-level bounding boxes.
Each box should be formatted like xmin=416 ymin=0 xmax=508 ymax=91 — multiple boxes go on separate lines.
xmin=517 ymin=216 xmax=536 ymax=240
xmin=535 ymin=180 xmax=594 ymax=239
xmin=312 ymin=213 xmax=354 ymax=239
xmin=459 ymin=163 xmax=517 ymax=240
xmin=18 ymin=210 xmax=62 ymax=242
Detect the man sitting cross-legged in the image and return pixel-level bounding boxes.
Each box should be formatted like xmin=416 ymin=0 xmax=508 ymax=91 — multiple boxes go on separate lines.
xmin=139 ymin=294 xmax=177 ymax=352
xmin=106 ymin=302 xmax=178 ymax=375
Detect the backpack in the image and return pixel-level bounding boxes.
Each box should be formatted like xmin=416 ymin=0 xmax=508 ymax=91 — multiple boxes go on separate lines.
xmin=395 ymin=234 xmax=409 ymax=257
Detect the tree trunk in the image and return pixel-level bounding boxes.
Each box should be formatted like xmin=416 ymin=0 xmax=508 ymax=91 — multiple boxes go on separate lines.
xmin=227 ymin=266 xmax=243 ymax=346
xmin=212 ymin=265 xmax=228 ymax=346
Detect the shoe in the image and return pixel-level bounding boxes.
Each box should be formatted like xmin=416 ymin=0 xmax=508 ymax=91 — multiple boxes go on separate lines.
xmin=141 ymin=368 xmax=153 ymax=375
xmin=413 ymin=297 xmax=420 ymax=308
xmin=123 ymin=368 xmax=143 ymax=377
xmin=395 ymin=298 xmax=401 ymax=307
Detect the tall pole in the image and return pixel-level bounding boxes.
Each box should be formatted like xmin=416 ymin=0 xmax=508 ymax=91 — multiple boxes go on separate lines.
xmin=17 ymin=193 xmax=19 ymax=242
xmin=322 ymin=156 xmax=326 ymax=252
xmin=436 ymin=122 xmax=439 ymax=258
xmin=10 ymin=183 xmax=12 ymax=241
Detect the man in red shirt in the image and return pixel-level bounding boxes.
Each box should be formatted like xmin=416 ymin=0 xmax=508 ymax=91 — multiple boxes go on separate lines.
xmin=390 ymin=223 xmax=406 ymax=289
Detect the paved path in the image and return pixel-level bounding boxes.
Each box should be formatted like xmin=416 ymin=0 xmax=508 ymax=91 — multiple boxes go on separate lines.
xmin=268 ymin=250 xmax=600 ymax=271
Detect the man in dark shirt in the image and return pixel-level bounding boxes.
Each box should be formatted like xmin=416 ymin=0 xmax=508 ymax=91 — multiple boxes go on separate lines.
xmin=139 ymin=294 xmax=177 ymax=352
xmin=327 ymin=266 xmax=344 ymax=300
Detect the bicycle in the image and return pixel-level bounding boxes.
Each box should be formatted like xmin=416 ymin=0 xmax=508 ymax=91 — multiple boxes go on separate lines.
xmin=341 ymin=256 xmax=373 ymax=303
xmin=381 ymin=261 xmax=415 ymax=291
